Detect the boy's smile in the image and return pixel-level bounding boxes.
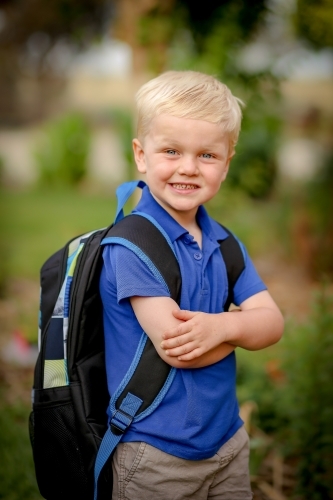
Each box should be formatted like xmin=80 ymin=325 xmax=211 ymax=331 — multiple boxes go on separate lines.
xmin=133 ymin=114 xmax=231 ymax=228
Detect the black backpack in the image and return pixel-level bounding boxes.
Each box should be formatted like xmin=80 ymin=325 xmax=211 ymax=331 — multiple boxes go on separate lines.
xmin=29 ymin=180 xmax=245 ymax=500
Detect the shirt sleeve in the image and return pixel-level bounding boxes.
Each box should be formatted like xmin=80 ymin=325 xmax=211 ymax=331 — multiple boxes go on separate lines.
xmin=102 ymin=243 xmax=171 ymax=303
xmin=232 ymin=241 xmax=267 ymax=306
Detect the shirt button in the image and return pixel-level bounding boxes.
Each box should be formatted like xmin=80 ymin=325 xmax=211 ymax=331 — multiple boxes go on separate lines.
xmin=183 ymin=234 xmax=193 ymax=244
xmin=193 ymin=252 xmax=202 ymax=260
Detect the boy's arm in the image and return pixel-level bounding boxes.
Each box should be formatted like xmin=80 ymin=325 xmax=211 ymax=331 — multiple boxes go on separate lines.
xmin=161 ymin=290 xmax=284 ymax=361
xmin=130 ymin=296 xmax=236 ymax=369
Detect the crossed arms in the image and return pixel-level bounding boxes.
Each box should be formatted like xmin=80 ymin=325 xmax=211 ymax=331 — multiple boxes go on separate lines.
xmin=130 ymin=291 xmax=284 ymax=369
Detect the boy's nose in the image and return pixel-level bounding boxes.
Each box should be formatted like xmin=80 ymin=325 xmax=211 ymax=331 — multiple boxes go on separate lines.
xmin=178 ymin=156 xmax=199 ymax=176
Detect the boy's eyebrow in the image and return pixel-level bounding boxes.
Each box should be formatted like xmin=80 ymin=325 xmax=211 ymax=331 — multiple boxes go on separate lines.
xmin=155 ymin=136 xmax=226 ymax=152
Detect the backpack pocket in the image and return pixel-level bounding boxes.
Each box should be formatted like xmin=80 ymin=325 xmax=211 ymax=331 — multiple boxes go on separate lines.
xmin=30 ymin=386 xmax=89 ymax=500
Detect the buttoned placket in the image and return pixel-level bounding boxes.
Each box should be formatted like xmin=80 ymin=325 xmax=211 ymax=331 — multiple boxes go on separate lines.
xmin=182 ymin=233 xmax=217 ymax=304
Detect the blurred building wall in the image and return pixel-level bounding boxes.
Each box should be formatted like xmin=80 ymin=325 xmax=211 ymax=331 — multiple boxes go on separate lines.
xmin=0 ymin=69 xmax=332 ymax=187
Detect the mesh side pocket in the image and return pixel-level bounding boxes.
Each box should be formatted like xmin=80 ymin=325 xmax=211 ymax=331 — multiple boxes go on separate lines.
xmin=31 ymin=399 xmax=89 ymax=500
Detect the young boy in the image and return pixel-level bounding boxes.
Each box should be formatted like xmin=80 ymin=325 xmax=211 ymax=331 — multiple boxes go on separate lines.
xmin=100 ymin=70 xmax=284 ymax=499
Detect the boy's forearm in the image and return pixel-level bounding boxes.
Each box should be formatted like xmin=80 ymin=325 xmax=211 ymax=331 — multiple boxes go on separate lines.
xmin=130 ymin=295 xmax=236 ymax=369
xmin=186 ymin=342 xmax=236 ymax=368
xmin=162 ymin=291 xmax=284 ymax=361
xmin=222 ymin=307 xmax=284 ymax=350
xmin=222 ymin=290 xmax=284 ymax=350
xmin=130 ymin=292 xmax=284 ymax=368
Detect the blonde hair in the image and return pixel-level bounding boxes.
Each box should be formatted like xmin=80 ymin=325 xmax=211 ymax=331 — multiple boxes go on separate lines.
xmin=135 ymin=70 xmax=244 ymax=154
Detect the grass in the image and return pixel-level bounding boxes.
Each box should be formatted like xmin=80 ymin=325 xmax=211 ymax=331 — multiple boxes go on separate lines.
xmin=0 ymin=186 xmax=119 ymax=280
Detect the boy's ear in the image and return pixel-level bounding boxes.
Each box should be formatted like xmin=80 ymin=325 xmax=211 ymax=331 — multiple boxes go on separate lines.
xmin=132 ymin=138 xmax=146 ymax=174
xmin=221 ymin=155 xmax=232 ymax=181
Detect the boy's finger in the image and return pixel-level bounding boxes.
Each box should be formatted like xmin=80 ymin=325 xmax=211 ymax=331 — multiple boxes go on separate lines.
xmin=162 ymin=322 xmax=192 ymax=339
xmin=178 ymin=348 xmax=202 ymax=361
xmin=172 ymin=309 xmax=198 ymax=321
xmin=161 ymin=331 xmax=192 ymax=349
xmin=165 ymin=341 xmax=197 ymax=357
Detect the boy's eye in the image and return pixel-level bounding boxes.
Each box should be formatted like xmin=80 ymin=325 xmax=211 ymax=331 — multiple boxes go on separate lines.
xmin=201 ymin=153 xmax=213 ymax=159
xmin=166 ymin=149 xmax=177 ymax=155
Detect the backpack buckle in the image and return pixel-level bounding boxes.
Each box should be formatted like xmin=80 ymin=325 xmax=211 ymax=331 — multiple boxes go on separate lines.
xmin=110 ymin=408 xmax=134 ymax=435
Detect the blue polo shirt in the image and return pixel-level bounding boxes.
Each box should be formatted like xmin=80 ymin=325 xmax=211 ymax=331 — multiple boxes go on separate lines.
xmin=100 ymin=186 xmax=266 ymax=460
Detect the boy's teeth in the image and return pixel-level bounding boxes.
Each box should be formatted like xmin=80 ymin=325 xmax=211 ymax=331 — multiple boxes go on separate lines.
xmin=172 ymin=184 xmax=197 ymax=190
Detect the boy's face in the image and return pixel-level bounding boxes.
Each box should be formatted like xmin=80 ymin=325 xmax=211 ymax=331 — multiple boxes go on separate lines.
xmin=133 ymin=114 xmax=231 ymax=226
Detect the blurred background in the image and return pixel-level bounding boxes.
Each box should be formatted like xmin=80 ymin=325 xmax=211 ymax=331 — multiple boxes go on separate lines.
xmin=0 ymin=0 xmax=332 ymax=499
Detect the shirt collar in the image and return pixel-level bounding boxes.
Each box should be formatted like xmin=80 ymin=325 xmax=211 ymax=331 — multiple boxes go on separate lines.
xmin=197 ymin=205 xmax=230 ymax=243
xmin=133 ymin=185 xmax=230 ymax=243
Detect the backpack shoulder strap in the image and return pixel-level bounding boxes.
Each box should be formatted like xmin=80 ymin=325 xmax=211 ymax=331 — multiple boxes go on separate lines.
xmin=102 ymin=213 xmax=181 ymax=412
xmin=104 ymin=213 xmax=181 ymax=304
xmin=218 ymin=225 xmax=245 ymax=312
xmin=94 ymin=213 xmax=181 ymax=500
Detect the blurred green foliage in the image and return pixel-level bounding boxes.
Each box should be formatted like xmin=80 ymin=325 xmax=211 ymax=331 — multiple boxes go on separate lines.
xmin=176 ymin=0 xmax=267 ymax=50
xmin=295 ymin=0 xmax=333 ymax=48
xmin=107 ymin=108 xmax=137 ymax=182
xmin=166 ymin=11 xmax=281 ymax=199
xmin=305 ymin=153 xmax=333 ymax=279
xmin=125 ymin=0 xmax=281 ymax=199
xmin=0 ymin=394 xmax=41 ymax=500
xmin=279 ymin=289 xmax=333 ymax=499
xmin=276 ymin=152 xmax=333 ymax=281
xmin=237 ymin=289 xmax=333 ymax=498
xmin=227 ymin=121 xmax=278 ymax=199
xmin=34 ymin=113 xmax=91 ymax=187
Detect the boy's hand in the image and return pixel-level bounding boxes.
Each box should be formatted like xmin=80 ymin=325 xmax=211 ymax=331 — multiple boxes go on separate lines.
xmin=161 ymin=309 xmax=227 ymax=361
xmin=132 ymin=291 xmax=283 ymax=367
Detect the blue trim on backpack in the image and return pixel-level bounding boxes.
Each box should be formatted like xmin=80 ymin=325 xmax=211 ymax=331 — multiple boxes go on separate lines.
xmin=135 ymin=363 xmax=176 ymax=421
xmin=95 ymin=225 xmax=178 ymax=500
xmin=107 ymin=333 xmax=148 ymax=416
xmin=93 ymin=392 xmax=143 ymax=500
xmin=107 ymin=333 xmax=176 ymax=422
xmin=114 ymin=180 xmax=146 ymax=224
xmin=133 ymin=211 xmax=177 ymax=256
xmin=101 ymin=237 xmax=169 ymax=292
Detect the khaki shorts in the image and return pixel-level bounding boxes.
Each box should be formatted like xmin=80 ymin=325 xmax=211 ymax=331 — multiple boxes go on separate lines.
xmin=112 ymin=425 xmax=253 ymax=499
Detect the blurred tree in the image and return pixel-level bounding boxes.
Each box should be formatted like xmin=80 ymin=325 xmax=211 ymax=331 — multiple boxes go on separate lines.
xmin=168 ymin=1 xmax=280 ymax=198
xmin=294 ymin=0 xmax=333 ymax=48
xmin=0 ymin=0 xmax=111 ymax=46
xmin=176 ymin=0 xmax=267 ymax=51
xmin=112 ymin=0 xmax=267 ymax=75
xmin=291 ymin=0 xmax=333 ymax=278
xmin=0 ymin=0 xmax=114 ymax=123
xmin=112 ymin=0 xmax=177 ymax=74
xmin=112 ymin=0 xmax=279 ymax=198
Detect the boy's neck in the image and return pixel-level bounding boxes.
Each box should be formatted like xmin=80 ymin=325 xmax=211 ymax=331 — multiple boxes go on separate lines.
xmin=187 ymin=222 xmax=202 ymax=249
xmin=177 ymin=217 xmax=202 ymax=249
xmin=168 ymin=209 xmax=202 ymax=248
xmin=148 ymin=191 xmax=203 ymax=247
